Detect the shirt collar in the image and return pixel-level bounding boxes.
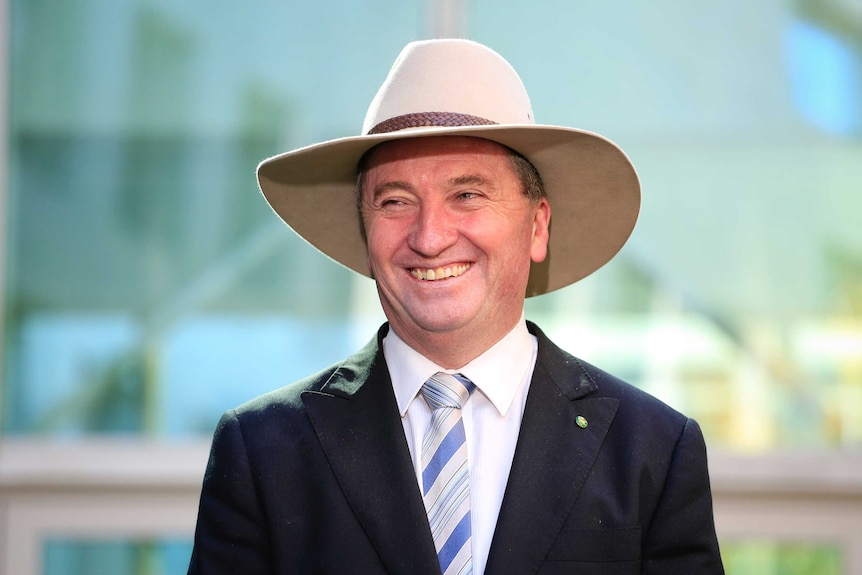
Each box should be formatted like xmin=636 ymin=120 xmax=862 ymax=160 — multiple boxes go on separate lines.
xmin=384 ymin=313 xmax=536 ymax=417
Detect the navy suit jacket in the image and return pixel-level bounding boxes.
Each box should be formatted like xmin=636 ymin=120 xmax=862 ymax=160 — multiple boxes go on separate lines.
xmin=189 ymin=322 xmax=724 ymax=574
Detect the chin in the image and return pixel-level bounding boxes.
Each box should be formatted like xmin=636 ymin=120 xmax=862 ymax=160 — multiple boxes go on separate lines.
xmin=405 ymin=307 xmax=475 ymax=335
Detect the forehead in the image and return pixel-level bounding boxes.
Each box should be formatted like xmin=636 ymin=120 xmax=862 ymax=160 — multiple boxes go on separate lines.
xmin=362 ymin=136 xmax=514 ymax=174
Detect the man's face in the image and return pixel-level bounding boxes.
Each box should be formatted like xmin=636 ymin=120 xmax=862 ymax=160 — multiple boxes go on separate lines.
xmin=360 ymin=136 xmax=550 ymax=360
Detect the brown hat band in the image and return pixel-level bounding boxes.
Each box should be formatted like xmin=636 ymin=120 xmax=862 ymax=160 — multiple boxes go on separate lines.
xmin=367 ymin=111 xmax=498 ymax=135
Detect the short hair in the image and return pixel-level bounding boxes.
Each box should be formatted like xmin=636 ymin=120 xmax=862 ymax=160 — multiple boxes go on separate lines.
xmin=507 ymin=149 xmax=546 ymax=203
xmin=354 ymin=140 xmax=546 ymax=213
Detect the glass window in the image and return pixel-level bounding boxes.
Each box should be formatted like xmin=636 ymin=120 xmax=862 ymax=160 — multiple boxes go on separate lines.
xmin=3 ymin=0 xmax=419 ymax=436
xmin=44 ymin=539 xmax=192 ymax=575
xmin=470 ymin=0 xmax=862 ymax=451
xmin=8 ymin=1 xmax=860 ymax=448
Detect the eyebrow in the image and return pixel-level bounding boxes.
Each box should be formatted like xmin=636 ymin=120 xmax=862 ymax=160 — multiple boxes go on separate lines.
xmin=448 ymin=174 xmax=493 ymax=189
xmin=371 ymin=180 xmax=414 ymax=201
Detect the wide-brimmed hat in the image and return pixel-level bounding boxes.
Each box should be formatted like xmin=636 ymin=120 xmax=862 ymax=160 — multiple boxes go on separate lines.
xmin=257 ymin=39 xmax=640 ymax=296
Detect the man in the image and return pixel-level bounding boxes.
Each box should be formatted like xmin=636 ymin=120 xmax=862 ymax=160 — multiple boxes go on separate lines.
xmin=188 ymin=39 xmax=724 ymax=574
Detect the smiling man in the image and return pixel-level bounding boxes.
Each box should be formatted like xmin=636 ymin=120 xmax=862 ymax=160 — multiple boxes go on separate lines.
xmin=188 ymin=40 xmax=725 ymax=575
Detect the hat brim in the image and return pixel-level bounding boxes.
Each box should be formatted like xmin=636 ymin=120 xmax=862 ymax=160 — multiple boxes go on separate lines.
xmin=257 ymin=124 xmax=640 ymax=297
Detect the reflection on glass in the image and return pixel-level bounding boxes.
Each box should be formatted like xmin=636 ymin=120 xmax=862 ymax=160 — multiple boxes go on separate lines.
xmin=723 ymin=540 xmax=843 ymax=575
xmin=44 ymin=539 xmax=192 ymax=575
xmin=3 ymin=1 xmax=861 ymax=450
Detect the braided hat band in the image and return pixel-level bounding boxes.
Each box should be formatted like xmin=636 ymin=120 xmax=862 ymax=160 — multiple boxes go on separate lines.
xmin=367 ymin=112 xmax=498 ymax=135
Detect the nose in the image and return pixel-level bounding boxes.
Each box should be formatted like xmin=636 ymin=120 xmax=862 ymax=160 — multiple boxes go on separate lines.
xmin=407 ymin=202 xmax=458 ymax=257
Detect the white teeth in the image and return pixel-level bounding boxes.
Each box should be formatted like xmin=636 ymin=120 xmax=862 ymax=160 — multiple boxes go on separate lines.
xmin=410 ymin=263 xmax=470 ymax=281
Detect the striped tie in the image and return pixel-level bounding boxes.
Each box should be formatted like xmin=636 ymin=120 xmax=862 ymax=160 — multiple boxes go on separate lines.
xmin=420 ymin=372 xmax=475 ymax=575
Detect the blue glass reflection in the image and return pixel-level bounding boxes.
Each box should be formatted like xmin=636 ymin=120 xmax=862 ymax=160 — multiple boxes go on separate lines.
xmin=786 ymin=19 xmax=861 ymax=136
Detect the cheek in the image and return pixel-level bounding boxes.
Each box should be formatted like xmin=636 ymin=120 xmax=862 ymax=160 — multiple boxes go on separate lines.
xmin=363 ymin=222 xmax=386 ymax=274
xmin=365 ymin=220 xmax=405 ymax=264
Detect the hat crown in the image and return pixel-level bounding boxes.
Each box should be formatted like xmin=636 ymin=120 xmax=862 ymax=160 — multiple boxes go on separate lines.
xmin=362 ymin=39 xmax=535 ymax=135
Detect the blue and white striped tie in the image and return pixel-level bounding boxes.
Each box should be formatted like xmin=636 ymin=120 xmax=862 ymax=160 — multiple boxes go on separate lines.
xmin=421 ymin=372 xmax=475 ymax=575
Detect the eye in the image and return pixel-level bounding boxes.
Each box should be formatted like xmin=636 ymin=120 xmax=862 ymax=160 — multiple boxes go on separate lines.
xmin=374 ymin=194 xmax=414 ymax=212
xmin=372 ymin=191 xmax=407 ymax=208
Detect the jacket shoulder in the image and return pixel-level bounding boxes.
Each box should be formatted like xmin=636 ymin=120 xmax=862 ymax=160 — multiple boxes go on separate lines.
xmin=529 ymin=321 xmax=690 ymax=427
xmin=229 ymin=326 xmax=386 ymax=420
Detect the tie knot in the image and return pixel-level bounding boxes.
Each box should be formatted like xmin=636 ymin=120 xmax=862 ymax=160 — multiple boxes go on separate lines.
xmin=421 ymin=372 xmax=474 ymax=411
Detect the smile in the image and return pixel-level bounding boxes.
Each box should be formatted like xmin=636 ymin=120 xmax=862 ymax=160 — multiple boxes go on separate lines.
xmin=410 ymin=263 xmax=471 ymax=281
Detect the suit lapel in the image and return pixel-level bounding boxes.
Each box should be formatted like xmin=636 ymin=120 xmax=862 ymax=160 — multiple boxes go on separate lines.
xmin=485 ymin=325 xmax=620 ymax=574
xmin=301 ymin=329 xmax=441 ymax=575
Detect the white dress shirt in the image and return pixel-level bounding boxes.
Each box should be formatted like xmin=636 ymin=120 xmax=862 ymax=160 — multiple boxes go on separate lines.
xmin=384 ymin=315 xmax=538 ymax=575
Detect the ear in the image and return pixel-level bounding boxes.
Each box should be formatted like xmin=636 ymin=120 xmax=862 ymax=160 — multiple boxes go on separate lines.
xmin=530 ymin=198 xmax=551 ymax=263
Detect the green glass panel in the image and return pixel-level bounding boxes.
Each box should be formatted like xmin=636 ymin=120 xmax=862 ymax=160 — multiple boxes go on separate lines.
xmin=44 ymin=539 xmax=193 ymax=575
xmin=723 ymin=540 xmax=843 ymax=575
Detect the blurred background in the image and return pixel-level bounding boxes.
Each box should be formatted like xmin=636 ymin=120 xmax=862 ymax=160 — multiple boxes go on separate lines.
xmin=1 ymin=0 xmax=861 ymax=573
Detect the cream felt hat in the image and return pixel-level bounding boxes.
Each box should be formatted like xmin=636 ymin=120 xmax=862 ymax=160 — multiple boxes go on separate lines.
xmin=257 ymin=39 xmax=640 ymax=296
